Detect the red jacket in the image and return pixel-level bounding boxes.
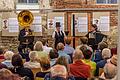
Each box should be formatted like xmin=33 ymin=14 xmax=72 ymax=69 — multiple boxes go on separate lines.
xmin=69 ymin=60 xmax=91 ymax=78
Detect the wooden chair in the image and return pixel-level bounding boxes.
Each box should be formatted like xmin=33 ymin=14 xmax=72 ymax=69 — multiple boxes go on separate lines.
xmin=35 ymin=77 xmax=44 ymax=80
xmin=99 ymin=68 xmax=104 ymax=76
xmin=31 ymin=68 xmax=41 ymax=76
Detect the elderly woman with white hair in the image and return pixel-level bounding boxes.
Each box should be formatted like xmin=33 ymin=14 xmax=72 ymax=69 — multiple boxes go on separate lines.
xmin=44 ymin=64 xmax=75 ymax=80
xmin=24 ymin=51 xmax=41 ymax=68
xmin=95 ymin=48 xmax=111 ymax=76
xmin=1 ymin=51 xmax=14 ymax=68
xmin=97 ymin=48 xmax=111 ymax=68
xmin=34 ymin=41 xmax=48 ymax=60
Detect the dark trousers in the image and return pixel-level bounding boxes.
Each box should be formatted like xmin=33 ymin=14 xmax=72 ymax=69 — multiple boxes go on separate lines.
xmin=18 ymin=43 xmax=34 ymax=54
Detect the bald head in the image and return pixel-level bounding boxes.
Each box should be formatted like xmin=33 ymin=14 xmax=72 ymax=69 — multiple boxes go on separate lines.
xmin=104 ymin=63 xmax=117 ymax=79
xmin=73 ymin=49 xmax=84 ymax=60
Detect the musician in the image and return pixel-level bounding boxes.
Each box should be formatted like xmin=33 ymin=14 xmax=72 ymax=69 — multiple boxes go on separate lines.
xmin=18 ymin=27 xmax=34 ymax=54
xmin=86 ymin=24 xmax=106 ymax=50
xmin=52 ymin=22 xmax=66 ymax=49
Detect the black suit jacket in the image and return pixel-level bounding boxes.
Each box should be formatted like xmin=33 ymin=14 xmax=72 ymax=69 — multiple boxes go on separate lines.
xmin=18 ymin=28 xmax=34 ymax=44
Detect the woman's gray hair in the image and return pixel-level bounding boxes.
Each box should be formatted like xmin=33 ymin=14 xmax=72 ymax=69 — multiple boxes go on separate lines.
xmin=34 ymin=41 xmax=43 ymax=51
xmin=4 ymin=51 xmax=14 ymax=60
xmin=29 ymin=51 xmax=38 ymax=61
xmin=104 ymin=63 xmax=117 ymax=79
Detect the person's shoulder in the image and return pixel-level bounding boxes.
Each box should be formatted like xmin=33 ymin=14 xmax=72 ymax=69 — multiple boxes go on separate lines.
xmin=90 ymin=61 xmax=96 ymax=66
xmin=83 ymin=63 xmax=91 ymax=69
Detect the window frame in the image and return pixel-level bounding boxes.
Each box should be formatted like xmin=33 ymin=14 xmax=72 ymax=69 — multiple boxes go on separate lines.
xmin=96 ymin=0 xmax=118 ymax=4
xmin=18 ymin=0 xmax=38 ymax=4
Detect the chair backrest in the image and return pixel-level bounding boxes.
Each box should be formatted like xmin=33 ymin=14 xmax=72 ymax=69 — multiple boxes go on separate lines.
xmin=99 ymin=68 xmax=104 ymax=76
xmin=31 ymin=68 xmax=41 ymax=76
xmin=35 ymin=77 xmax=44 ymax=80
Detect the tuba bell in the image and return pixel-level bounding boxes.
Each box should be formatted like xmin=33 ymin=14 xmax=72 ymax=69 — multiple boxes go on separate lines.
xmin=18 ymin=10 xmax=34 ymax=28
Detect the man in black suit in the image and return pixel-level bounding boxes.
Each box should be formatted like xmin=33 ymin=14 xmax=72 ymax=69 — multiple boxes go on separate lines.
xmin=18 ymin=27 xmax=34 ymax=54
xmin=86 ymin=24 xmax=106 ymax=50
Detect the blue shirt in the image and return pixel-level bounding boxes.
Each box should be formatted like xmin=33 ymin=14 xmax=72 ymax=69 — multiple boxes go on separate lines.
xmin=64 ymin=44 xmax=74 ymax=55
xmin=94 ymin=50 xmax=103 ymax=63
xmin=50 ymin=59 xmax=56 ymax=66
xmin=58 ymin=50 xmax=71 ymax=63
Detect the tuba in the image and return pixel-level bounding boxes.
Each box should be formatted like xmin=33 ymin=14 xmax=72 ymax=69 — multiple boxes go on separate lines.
xmin=18 ymin=10 xmax=34 ymax=36
xmin=18 ymin=10 xmax=34 ymax=28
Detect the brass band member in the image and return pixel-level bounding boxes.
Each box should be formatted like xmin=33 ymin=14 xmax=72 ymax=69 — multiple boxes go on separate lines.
xmin=18 ymin=27 xmax=34 ymax=54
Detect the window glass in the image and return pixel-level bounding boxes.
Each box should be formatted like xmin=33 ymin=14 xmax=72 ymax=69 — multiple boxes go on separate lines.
xmin=18 ymin=0 xmax=38 ymax=3
xmin=96 ymin=0 xmax=117 ymax=4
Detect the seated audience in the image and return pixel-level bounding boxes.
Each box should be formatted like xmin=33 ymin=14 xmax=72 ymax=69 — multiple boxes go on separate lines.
xmin=0 ymin=63 xmax=7 ymax=69
xmin=34 ymin=41 xmax=48 ymax=59
xmin=94 ymin=41 xmax=108 ymax=63
xmin=0 ymin=68 xmax=22 ymax=80
xmin=76 ymin=37 xmax=93 ymax=52
xmin=41 ymin=39 xmax=52 ymax=54
xmin=64 ymin=38 xmax=74 ymax=57
xmin=11 ymin=54 xmax=34 ymax=80
xmin=44 ymin=64 xmax=75 ymax=80
xmin=97 ymin=48 xmax=111 ymax=68
xmin=49 ymin=49 xmax=58 ymax=66
xmin=57 ymin=43 xmax=71 ymax=63
xmin=100 ymin=63 xmax=117 ymax=80
xmin=36 ymin=57 xmax=50 ymax=78
xmin=108 ymin=55 xmax=117 ymax=66
xmin=95 ymin=48 xmax=111 ymax=76
xmin=55 ymin=56 xmax=69 ymax=71
xmin=24 ymin=51 xmax=41 ymax=68
xmin=69 ymin=49 xmax=91 ymax=79
xmin=1 ymin=51 xmax=14 ymax=68
xmin=82 ymin=49 xmax=96 ymax=76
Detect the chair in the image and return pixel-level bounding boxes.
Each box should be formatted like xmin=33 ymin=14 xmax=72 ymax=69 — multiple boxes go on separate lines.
xmin=99 ymin=68 xmax=104 ymax=76
xmin=35 ymin=77 xmax=44 ymax=80
xmin=31 ymin=68 xmax=41 ymax=76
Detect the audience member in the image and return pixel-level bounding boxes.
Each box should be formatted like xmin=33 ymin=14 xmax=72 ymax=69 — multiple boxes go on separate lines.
xmin=36 ymin=57 xmax=50 ymax=78
xmin=76 ymin=37 xmax=93 ymax=52
xmin=82 ymin=49 xmax=96 ymax=76
xmin=97 ymin=48 xmax=111 ymax=68
xmin=11 ymin=54 xmax=34 ymax=80
xmin=41 ymin=39 xmax=52 ymax=54
xmin=64 ymin=38 xmax=74 ymax=56
xmin=96 ymin=48 xmax=111 ymax=76
xmin=100 ymin=63 xmax=117 ymax=80
xmin=0 ymin=68 xmax=22 ymax=80
xmin=1 ymin=51 xmax=14 ymax=68
xmin=94 ymin=41 xmax=108 ymax=63
xmin=24 ymin=51 xmax=41 ymax=68
xmin=44 ymin=64 xmax=75 ymax=80
xmin=55 ymin=56 xmax=69 ymax=71
xmin=109 ymin=55 xmax=117 ymax=66
xmin=49 ymin=49 xmax=58 ymax=66
xmin=69 ymin=49 xmax=91 ymax=79
xmin=34 ymin=41 xmax=48 ymax=59
xmin=57 ymin=43 xmax=71 ymax=63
